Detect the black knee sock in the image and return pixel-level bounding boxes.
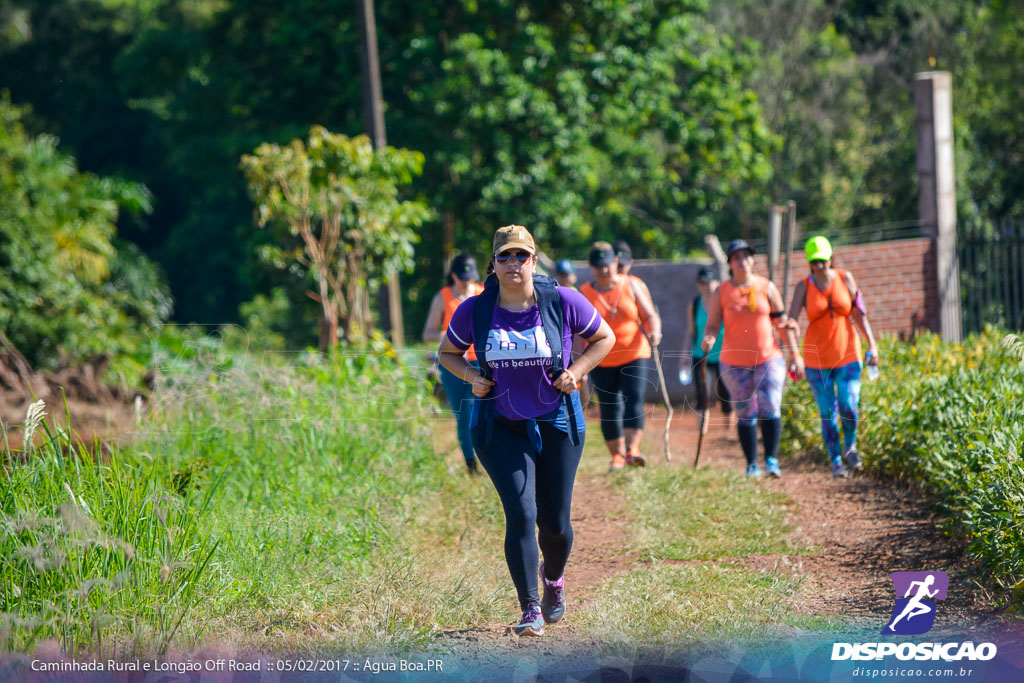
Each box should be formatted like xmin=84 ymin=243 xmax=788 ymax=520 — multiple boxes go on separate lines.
xmin=759 ymin=416 xmax=782 ymax=462
xmin=737 ymin=422 xmax=758 ymax=465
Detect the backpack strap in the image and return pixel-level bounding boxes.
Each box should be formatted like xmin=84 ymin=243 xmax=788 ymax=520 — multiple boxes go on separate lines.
xmin=472 ymin=275 xmax=499 ymax=381
xmin=470 ymin=275 xmax=499 ymax=456
xmin=534 ymin=275 xmax=581 ymax=445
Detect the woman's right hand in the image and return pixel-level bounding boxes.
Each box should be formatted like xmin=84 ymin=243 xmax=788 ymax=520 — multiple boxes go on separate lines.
xmin=701 ymin=335 xmax=716 ymax=353
xmin=470 ymin=374 xmax=496 ymax=397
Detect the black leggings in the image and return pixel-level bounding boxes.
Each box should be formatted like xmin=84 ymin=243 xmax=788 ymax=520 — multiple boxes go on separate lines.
xmin=477 ymin=416 xmax=585 ymax=611
xmin=589 ymin=358 xmax=649 ymax=441
xmin=692 ymin=357 xmax=733 ymax=413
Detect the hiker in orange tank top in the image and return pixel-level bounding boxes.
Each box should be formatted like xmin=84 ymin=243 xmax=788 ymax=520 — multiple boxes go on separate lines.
xmin=787 ymin=236 xmax=879 ymax=479
xmin=580 ymin=241 xmax=662 ymax=471
xmin=422 ymin=253 xmax=485 ymax=474
xmin=701 ymin=240 xmax=800 ymax=478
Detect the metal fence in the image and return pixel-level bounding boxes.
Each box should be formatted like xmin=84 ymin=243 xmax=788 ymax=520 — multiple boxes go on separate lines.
xmin=958 ymin=220 xmax=1024 ymax=334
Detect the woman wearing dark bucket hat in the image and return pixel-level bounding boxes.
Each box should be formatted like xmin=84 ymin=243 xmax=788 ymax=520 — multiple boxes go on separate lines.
xmin=438 ymin=226 xmax=614 ymax=637
xmin=422 ymin=253 xmax=485 ymax=474
xmin=701 ymin=239 xmax=800 ymax=478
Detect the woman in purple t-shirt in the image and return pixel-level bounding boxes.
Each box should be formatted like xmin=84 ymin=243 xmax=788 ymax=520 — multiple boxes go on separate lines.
xmin=438 ymin=225 xmax=614 ymax=637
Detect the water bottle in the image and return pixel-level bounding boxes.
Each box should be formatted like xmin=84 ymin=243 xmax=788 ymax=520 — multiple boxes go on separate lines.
xmin=679 ymin=365 xmax=692 ymax=386
xmin=865 ymin=351 xmax=879 ymax=381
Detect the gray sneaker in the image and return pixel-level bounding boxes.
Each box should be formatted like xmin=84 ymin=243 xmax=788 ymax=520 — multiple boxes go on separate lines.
xmin=514 ymin=604 xmax=544 ymax=636
xmin=539 ymin=563 xmax=565 ymax=623
xmin=844 ymin=448 xmax=864 ymax=471
xmin=831 ymin=459 xmax=849 ymax=479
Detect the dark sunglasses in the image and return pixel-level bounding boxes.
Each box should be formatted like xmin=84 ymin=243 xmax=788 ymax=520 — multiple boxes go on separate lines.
xmin=495 ymin=251 xmax=531 ymax=264
xmin=809 ymin=259 xmax=828 ymax=265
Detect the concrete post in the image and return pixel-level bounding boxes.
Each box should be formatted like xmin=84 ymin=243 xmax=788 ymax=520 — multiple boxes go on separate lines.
xmin=915 ymin=71 xmax=961 ymax=342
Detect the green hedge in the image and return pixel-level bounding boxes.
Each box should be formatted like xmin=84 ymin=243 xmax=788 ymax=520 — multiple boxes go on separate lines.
xmin=781 ymin=328 xmax=1024 ymax=601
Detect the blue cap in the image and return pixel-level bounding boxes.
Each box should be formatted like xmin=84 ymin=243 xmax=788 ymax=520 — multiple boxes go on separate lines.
xmin=725 ymin=239 xmax=755 ymax=260
xmin=555 ymin=259 xmax=576 ymax=275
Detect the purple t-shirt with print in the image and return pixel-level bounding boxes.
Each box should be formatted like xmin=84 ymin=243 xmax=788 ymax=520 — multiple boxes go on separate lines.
xmin=446 ymin=287 xmax=602 ymax=420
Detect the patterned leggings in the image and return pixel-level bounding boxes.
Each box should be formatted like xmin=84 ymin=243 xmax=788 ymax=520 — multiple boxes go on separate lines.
xmin=805 ymin=362 xmax=862 ymax=462
xmin=719 ymin=357 xmax=786 ymax=425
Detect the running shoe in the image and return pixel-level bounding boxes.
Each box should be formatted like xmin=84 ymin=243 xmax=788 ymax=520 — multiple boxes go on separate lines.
xmin=745 ymin=463 xmax=761 ymax=478
xmin=626 ymin=452 xmax=646 ymax=467
xmin=514 ymin=604 xmax=544 ymax=636
xmin=831 ymin=459 xmax=849 ymax=479
xmin=609 ymin=453 xmax=627 ymax=472
xmin=539 ymin=562 xmax=566 ymax=623
xmin=765 ymin=456 xmax=782 ymax=478
xmin=844 ymin=448 xmax=864 ymax=471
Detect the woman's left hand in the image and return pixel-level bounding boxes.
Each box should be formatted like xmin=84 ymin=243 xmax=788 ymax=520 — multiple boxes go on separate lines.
xmin=551 ymin=368 xmax=579 ymax=394
xmin=866 ymin=346 xmax=879 ymax=366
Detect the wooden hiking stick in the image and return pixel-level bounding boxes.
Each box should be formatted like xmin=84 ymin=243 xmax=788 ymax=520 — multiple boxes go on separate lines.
xmin=643 ymin=329 xmax=672 ymax=462
xmin=692 ymin=358 xmax=710 ymax=469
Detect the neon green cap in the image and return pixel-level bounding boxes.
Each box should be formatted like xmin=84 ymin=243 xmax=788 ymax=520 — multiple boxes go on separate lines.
xmin=804 ymin=235 xmax=833 ymax=262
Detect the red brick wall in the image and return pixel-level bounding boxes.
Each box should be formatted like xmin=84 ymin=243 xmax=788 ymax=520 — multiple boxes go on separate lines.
xmin=753 ymin=236 xmax=939 ymax=339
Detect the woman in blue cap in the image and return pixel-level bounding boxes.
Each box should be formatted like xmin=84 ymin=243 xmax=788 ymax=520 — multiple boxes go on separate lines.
xmin=554 ymin=259 xmax=578 ymax=289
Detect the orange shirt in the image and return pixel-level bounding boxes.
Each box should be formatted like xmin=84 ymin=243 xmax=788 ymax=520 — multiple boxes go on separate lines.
xmin=580 ymin=277 xmax=651 ymax=367
xmin=441 ymin=284 xmax=484 ymax=361
xmin=719 ymin=275 xmax=782 ymax=367
xmin=801 ymin=269 xmax=861 ymax=370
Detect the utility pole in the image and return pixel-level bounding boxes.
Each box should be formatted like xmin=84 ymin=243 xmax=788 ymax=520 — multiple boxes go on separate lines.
xmin=357 ymin=0 xmax=404 ymax=347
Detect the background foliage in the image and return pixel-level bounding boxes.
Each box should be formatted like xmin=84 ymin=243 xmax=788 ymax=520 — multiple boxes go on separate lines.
xmin=0 ymin=97 xmax=169 ymax=368
xmin=0 ymin=0 xmax=1021 ymax=349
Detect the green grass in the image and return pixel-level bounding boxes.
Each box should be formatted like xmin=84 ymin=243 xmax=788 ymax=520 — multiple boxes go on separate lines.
xmin=575 ymin=564 xmax=831 ymax=654
xmin=2 ymin=336 xmax=855 ymax=657
xmin=0 ymin=340 xmax=512 ymax=655
xmin=611 ymin=466 xmax=804 ymax=561
xmin=572 ymin=434 xmax=842 ymax=652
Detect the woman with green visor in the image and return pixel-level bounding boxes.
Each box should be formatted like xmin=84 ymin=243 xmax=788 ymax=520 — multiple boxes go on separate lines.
xmin=787 ymin=236 xmax=879 ymax=478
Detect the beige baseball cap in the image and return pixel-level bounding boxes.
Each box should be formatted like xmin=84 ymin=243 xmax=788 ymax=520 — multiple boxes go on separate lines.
xmin=492 ymin=225 xmax=536 ymax=255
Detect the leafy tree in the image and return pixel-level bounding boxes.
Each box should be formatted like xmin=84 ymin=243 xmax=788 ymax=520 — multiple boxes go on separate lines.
xmin=0 ymin=0 xmax=777 ymax=335
xmin=241 ymin=127 xmax=430 ymax=348
xmin=711 ymin=0 xmax=876 ymax=235
xmin=829 ymin=0 xmax=988 ymax=227
xmin=957 ymin=0 xmax=1024 ymax=221
xmin=381 ymin=0 xmax=776 ymax=327
xmin=0 ymin=97 xmax=169 ymax=367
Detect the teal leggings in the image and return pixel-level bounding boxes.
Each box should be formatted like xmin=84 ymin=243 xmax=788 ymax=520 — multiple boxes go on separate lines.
xmin=805 ymin=361 xmax=862 ymax=462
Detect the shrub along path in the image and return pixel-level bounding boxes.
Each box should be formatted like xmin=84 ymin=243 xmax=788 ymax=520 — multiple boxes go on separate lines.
xmin=433 ymin=403 xmax=1000 ymax=665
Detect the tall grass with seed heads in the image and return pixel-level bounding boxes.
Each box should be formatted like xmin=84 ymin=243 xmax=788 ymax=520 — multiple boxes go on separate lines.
xmin=1 ymin=401 xmax=221 ymax=656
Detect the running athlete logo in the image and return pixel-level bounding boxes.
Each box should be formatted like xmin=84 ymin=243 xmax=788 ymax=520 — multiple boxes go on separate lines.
xmin=883 ymin=571 xmax=949 ymax=635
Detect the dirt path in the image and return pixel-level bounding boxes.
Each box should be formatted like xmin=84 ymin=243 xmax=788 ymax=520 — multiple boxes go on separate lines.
xmin=657 ymin=406 xmax=997 ymax=630
xmin=433 ymin=404 xmax=1001 ymax=663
